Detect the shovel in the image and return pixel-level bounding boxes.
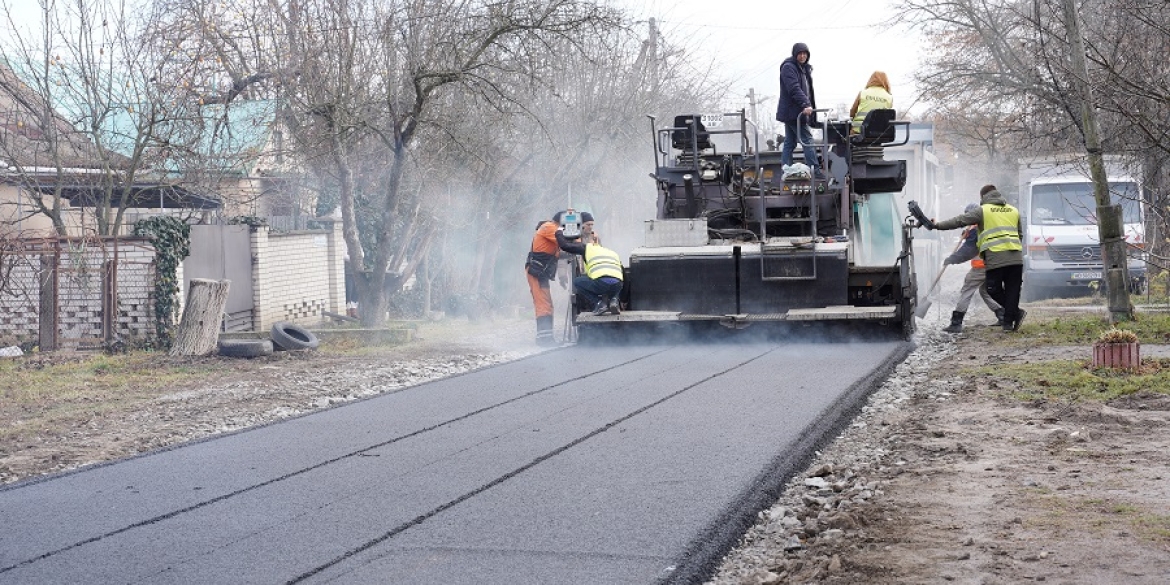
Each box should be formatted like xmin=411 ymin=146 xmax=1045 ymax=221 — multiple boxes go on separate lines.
xmin=915 ymin=263 xmax=949 ymax=318
xmin=915 ymin=231 xmax=967 ymax=318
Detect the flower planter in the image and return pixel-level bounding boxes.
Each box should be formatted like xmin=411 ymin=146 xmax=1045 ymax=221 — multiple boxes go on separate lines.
xmin=1092 ymin=341 xmax=1140 ymax=370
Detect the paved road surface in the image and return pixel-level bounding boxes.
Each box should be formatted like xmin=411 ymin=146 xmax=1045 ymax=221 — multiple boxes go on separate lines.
xmin=1 ymin=340 xmax=910 ymax=584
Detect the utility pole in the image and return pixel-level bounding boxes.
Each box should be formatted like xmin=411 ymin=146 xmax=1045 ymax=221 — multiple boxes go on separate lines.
xmin=1060 ymin=0 xmax=1133 ymax=322
xmin=648 ymin=18 xmax=658 ymax=98
xmin=747 ymin=88 xmax=758 ymax=125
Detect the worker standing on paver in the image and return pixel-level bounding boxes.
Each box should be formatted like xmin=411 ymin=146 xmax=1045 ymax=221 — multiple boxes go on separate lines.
xmin=526 ymin=210 xmax=600 ymax=345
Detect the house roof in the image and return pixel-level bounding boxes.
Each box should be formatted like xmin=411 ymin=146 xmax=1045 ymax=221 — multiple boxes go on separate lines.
xmin=2 ymin=58 xmax=278 ymax=177
xmin=0 ymin=60 xmax=124 ymax=170
xmin=98 ymin=98 xmax=278 ymax=176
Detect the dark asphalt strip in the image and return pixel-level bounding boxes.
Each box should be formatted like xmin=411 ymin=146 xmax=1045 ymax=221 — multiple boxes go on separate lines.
xmin=659 ymin=340 xmax=915 ymax=585
xmin=287 ymin=346 xmax=782 ymax=584
xmin=0 ymin=348 xmax=669 ymax=576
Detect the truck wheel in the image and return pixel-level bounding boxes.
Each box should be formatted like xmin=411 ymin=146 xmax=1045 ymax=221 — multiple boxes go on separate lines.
xmin=270 ymin=321 xmax=320 ymax=351
xmin=218 ymin=339 xmax=274 ymax=358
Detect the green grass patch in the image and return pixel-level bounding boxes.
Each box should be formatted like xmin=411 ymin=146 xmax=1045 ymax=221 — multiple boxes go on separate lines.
xmin=1082 ymin=498 xmax=1170 ymax=542
xmin=969 ymin=358 xmax=1170 ymax=402
xmin=967 ymin=311 xmax=1170 ymax=346
xmin=1026 ymin=494 xmax=1170 ymax=542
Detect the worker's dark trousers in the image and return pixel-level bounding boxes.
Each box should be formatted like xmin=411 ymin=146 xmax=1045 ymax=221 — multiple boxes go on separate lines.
xmin=985 ymin=264 xmax=1024 ymax=325
xmin=572 ymin=275 xmax=622 ymax=309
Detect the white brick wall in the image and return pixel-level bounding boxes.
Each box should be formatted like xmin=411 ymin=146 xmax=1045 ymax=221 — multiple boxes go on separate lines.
xmin=0 ymin=262 xmax=41 ymax=341
xmin=0 ymin=226 xmax=346 ymax=345
xmin=0 ymin=238 xmax=158 ymax=348
xmin=250 ymin=222 xmax=345 ymax=331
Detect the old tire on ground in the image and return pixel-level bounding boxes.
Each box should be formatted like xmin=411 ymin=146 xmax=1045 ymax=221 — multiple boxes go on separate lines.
xmin=218 ymin=339 xmax=274 ymax=358
xmin=270 ymin=321 xmax=320 ymax=351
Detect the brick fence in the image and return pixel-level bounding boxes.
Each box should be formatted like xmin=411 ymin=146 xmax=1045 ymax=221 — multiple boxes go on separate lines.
xmin=247 ymin=222 xmax=345 ymax=331
xmin=0 ymin=237 xmax=157 ymax=350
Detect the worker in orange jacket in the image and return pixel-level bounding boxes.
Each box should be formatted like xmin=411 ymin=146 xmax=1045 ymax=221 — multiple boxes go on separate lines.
xmin=942 ymin=204 xmax=1004 ymax=333
xmin=524 ymin=211 xmax=594 ymax=346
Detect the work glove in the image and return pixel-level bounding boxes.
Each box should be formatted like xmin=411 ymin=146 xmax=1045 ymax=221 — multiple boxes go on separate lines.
xmin=943 ymin=257 xmax=956 ymax=266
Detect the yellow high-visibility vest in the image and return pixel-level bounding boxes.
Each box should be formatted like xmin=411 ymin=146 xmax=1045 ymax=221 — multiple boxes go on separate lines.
xmin=584 ymin=244 xmax=623 ymax=280
xmin=851 ymin=86 xmax=894 ymax=132
xmin=977 ymin=203 xmax=1023 ymax=253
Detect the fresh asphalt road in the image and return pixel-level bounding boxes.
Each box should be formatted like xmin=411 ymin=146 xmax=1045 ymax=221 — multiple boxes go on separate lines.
xmin=0 ymin=339 xmax=910 ymax=585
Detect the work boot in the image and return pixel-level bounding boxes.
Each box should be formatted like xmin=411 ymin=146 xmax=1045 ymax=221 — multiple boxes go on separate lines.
xmin=608 ymin=296 xmax=621 ymax=315
xmin=592 ymin=299 xmax=608 ymax=316
xmin=535 ymin=315 xmax=556 ymax=346
xmin=943 ymin=311 xmax=965 ymax=333
xmin=991 ymin=308 xmax=1005 ymax=327
xmin=1012 ymin=308 xmax=1027 ymax=332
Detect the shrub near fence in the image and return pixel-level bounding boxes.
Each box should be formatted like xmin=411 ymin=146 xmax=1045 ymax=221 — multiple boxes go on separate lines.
xmin=0 ymin=236 xmax=158 ymax=351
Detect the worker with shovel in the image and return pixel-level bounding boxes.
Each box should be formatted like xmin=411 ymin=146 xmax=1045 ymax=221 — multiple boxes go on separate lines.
xmin=942 ymin=203 xmax=1005 ymax=333
xmin=922 ymin=185 xmax=1026 ymax=332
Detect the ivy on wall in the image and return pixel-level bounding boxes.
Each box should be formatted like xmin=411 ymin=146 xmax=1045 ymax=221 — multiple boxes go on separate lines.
xmin=133 ymin=217 xmax=191 ymax=347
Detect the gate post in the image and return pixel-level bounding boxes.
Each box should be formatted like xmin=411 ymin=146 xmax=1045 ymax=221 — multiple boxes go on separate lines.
xmin=102 ymin=259 xmax=117 ymax=344
xmin=38 ymin=248 xmax=59 ymax=351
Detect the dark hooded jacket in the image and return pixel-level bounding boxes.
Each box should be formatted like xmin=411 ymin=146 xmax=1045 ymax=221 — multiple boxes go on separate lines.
xmin=775 ymin=43 xmax=817 ymax=125
xmin=934 ymin=189 xmax=1024 ymax=270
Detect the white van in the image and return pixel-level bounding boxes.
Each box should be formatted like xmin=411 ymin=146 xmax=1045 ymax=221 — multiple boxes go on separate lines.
xmin=1018 ymin=157 xmax=1146 ymax=299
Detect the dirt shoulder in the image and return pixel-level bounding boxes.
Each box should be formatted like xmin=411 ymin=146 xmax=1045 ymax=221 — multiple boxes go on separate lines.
xmin=711 ymin=318 xmax=1170 ymax=584
xmin=837 ymin=341 xmax=1170 ymax=584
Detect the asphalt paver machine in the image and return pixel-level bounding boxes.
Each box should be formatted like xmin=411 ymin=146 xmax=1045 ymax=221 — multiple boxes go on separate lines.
xmin=576 ymin=108 xmax=920 ymax=341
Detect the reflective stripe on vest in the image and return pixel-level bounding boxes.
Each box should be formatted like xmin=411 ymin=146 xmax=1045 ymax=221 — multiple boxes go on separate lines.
xmin=584 ymin=244 xmax=623 ymax=280
xmin=977 ymin=203 xmax=1023 ymax=254
xmin=851 ymin=86 xmax=894 ymax=131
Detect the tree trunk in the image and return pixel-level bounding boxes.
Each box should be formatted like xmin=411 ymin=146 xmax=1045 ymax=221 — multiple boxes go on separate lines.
xmin=1060 ymin=0 xmax=1134 ymax=322
xmin=169 ymin=279 xmax=231 ymax=356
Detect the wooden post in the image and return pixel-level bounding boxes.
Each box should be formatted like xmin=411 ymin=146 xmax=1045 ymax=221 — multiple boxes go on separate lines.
xmin=39 ymin=251 xmax=58 ymax=352
xmin=169 ymin=279 xmax=231 ymax=356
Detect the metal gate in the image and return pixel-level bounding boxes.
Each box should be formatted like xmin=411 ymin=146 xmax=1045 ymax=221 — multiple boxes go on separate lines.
xmin=0 ymin=236 xmax=157 ymax=351
xmin=185 ymin=225 xmax=254 ymax=331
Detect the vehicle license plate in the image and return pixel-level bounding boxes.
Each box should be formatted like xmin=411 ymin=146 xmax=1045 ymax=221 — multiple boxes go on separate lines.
xmin=1072 ymin=272 xmax=1102 ymax=280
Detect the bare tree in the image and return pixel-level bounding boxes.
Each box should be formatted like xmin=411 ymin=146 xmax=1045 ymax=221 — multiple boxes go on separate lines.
xmin=170 ymin=0 xmax=624 ymax=325
xmin=0 ymin=0 xmax=258 ymax=236
xmin=897 ymin=0 xmax=1169 ymax=311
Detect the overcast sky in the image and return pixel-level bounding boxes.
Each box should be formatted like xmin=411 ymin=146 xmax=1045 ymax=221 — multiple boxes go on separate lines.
xmin=2 ymin=0 xmax=926 ymax=121
xmin=616 ymin=0 xmax=926 ymax=123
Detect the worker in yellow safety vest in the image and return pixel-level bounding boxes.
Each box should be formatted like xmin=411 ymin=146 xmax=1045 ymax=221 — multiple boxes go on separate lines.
xmin=941 ymin=203 xmax=1005 ymax=333
xmin=928 ymin=185 xmax=1026 ymax=332
xmin=849 ymin=71 xmax=894 ymax=134
xmin=558 ymin=239 xmax=624 ymax=316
